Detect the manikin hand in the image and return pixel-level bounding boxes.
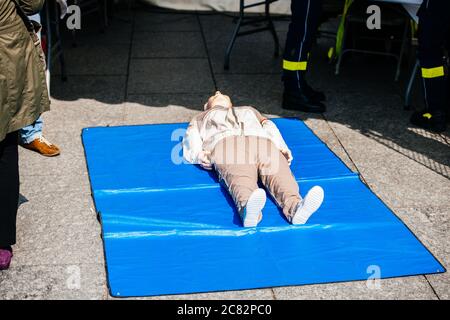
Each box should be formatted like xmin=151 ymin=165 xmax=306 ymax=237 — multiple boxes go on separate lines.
xmin=198 ymin=150 xmax=213 ymax=170
xmin=280 ymin=149 xmax=293 ymax=165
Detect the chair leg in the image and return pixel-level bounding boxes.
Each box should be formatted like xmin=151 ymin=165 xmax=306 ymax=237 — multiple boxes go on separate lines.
xmin=405 ymin=59 xmax=419 ymax=110
xmin=335 ymin=21 xmax=348 ymax=75
xmin=395 ymin=20 xmax=409 ymax=82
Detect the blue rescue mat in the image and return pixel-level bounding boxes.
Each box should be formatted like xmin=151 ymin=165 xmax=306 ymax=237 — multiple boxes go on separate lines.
xmin=82 ymin=118 xmax=445 ymax=297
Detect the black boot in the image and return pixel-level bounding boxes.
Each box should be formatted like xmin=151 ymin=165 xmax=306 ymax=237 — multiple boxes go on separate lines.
xmin=304 ymin=82 xmax=326 ymax=102
xmin=410 ymin=110 xmax=447 ymax=133
xmin=282 ymin=88 xmax=327 ymax=113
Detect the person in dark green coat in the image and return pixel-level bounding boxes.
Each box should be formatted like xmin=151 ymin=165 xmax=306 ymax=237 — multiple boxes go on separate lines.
xmin=0 ymin=0 xmax=50 ymax=270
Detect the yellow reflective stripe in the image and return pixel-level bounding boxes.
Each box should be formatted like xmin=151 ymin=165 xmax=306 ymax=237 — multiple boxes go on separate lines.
xmin=283 ymin=60 xmax=308 ymax=71
xmin=328 ymin=47 xmax=334 ymax=60
xmin=423 ymin=113 xmax=432 ymax=119
xmin=421 ymin=66 xmax=445 ymax=78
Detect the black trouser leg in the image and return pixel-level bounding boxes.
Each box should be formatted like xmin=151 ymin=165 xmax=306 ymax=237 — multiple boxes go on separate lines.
xmin=0 ymin=131 xmax=19 ymax=248
xmin=417 ymin=0 xmax=450 ymax=115
xmin=446 ymin=30 xmax=450 ymax=114
xmin=283 ymin=0 xmax=322 ymax=91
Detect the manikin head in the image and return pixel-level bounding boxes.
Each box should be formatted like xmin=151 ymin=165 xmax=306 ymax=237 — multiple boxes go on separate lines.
xmin=204 ymin=91 xmax=233 ymax=111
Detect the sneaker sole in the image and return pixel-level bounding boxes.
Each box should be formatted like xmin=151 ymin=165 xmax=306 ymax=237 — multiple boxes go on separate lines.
xmin=292 ymin=186 xmax=324 ymax=225
xmin=243 ymin=189 xmax=266 ymax=227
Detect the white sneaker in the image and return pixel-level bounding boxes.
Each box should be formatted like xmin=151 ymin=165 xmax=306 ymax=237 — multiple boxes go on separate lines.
xmin=292 ymin=186 xmax=324 ymax=225
xmin=242 ymin=188 xmax=266 ymax=227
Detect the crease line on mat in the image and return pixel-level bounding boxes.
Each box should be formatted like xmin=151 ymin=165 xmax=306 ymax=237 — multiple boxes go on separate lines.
xmin=93 ymin=174 xmax=360 ymax=196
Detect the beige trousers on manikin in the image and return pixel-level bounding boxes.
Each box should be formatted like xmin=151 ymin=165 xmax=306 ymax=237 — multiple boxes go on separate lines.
xmin=211 ymin=135 xmax=301 ymax=221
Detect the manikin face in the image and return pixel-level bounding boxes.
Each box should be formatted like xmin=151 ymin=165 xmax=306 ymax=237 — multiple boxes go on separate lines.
xmin=204 ymin=91 xmax=233 ymax=111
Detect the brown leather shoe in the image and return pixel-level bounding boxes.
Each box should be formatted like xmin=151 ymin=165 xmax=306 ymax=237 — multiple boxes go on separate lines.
xmin=21 ymin=136 xmax=61 ymax=157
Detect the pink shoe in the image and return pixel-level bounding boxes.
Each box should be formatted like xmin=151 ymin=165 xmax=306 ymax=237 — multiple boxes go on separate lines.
xmin=0 ymin=247 xmax=13 ymax=270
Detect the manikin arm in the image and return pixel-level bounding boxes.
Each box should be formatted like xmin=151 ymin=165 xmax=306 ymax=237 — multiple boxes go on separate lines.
xmin=182 ymin=120 xmax=212 ymax=170
xmin=262 ymin=119 xmax=293 ymax=165
xmin=182 ymin=120 xmax=203 ymax=164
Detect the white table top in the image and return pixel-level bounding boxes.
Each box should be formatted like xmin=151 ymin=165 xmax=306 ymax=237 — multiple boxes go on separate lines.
xmin=375 ymin=0 xmax=422 ymax=22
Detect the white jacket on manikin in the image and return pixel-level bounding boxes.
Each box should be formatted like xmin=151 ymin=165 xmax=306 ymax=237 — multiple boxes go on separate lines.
xmin=182 ymin=105 xmax=293 ymax=165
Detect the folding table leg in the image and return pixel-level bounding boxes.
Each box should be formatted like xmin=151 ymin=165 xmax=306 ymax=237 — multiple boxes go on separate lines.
xmin=265 ymin=0 xmax=279 ymax=57
xmin=223 ymin=0 xmax=280 ymax=70
xmin=224 ymin=16 xmax=243 ymax=70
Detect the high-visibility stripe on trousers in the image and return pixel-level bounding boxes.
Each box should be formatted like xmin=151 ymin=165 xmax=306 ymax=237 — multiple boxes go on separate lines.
xmin=283 ymin=60 xmax=308 ymax=71
xmin=282 ymin=0 xmax=323 ymax=90
xmin=421 ymin=66 xmax=445 ymax=79
xmin=417 ymin=0 xmax=450 ymax=113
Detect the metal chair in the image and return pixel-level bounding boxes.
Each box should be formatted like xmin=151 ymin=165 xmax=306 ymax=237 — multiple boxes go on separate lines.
xmin=319 ymin=0 xmax=347 ymax=39
xmin=224 ymin=0 xmax=280 ymax=70
xmin=335 ymin=1 xmax=410 ymax=81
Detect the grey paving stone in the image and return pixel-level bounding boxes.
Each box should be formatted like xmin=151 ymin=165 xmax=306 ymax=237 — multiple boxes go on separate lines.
xmin=60 ymin=15 xmax=133 ymax=46
xmin=322 ymin=80 xmax=450 ymax=180
xmin=199 ymin=13 xmax=288 ymax=43
xmin=134 ymin=11 xmax=200 ymax=32
xmin=128 ymin=58 xmax=215 ymax=94
xmin=18 ymin=147 xmax=87 ymax=179
xmin=13 ymin=216 xmax=103 ymax=266
xmin=19 ymin=172 xmax=91 ymax=196
xmin=198 ymin=13 xmax=237 ymax=42
xmin=416 ymin=205 xmax=450 ymax=235
xmin=214 ymin=73 xmax=284 ymax=112
xmin=273 ymin=276 xmax=438 ymax=300
xmin=207 ymin=39 xmax=284 ymax=75
xmin=17 ymin=190 xmax=97 ymax=228
xmin=427 ymin=273 xmax=450 ymax=300
xmin=395 ymin=208 xmax=449 ymax=300
xmin=50 ymin=75 xmax=127 ymax=104
xmin=41 ymin=99 xmax=127 ymax=133
xmin=127 ymin=93 xmax=210 ymax=111
xmin=363 ymin=157 xmax=449 ymax=210
xmin=132 ymin=32 xmax=207 ymax=58
xmin=0 ymin=264 xmax=107 ymax=300
xmin=123 ymin=94 xmax=209 ymax=125
xmin=52 ymin=44 xmax=129 ymax=76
